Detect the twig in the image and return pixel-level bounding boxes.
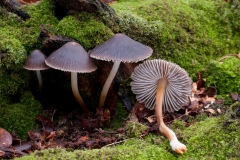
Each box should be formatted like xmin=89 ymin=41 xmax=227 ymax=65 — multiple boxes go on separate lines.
xmin=102 ymin=138 xmax=130 ymax=148
xmin=102 ymin=133 xmax=147 ymax=148
xmin=219 ymin=53 xmax=240 ymax=62
xmin=93 ymin=128 xmax=118 ymax=134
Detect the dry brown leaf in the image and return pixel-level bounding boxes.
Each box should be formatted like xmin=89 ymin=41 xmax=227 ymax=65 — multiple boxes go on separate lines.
xmin=192 ymin=82 xmax=197 ymax=94
xmin=145 ymin=115 xmax=156 ymax=123
xmin=205 ymin=109 xmax=216 ymax=115
xmin=79 ymin=136 xmax=89 ymax=142
xmin=0 ymin=128 xmax=12 ymax=148
xmin=217 ymin=108 xmax=222 ymax=114
xmin=0 ymin=150 xmax=5 ymax=157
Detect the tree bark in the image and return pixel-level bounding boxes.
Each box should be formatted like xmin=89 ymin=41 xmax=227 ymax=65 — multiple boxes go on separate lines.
xmin=53 ymin=0 xmax=116 ymax=19
xmin=0 ymin=0 xmax=30 ymax=20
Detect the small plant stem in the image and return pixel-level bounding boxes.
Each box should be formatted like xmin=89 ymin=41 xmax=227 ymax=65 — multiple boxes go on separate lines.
xmin=154 ymin=78 xmax=176 ymax=140
xmin=71 ymin=72 xmax=90 ymax=113
xmin=98 ymin=60 xmax=121 ymax=108
xmin=36 ymin=70 xmax=42 ymax=92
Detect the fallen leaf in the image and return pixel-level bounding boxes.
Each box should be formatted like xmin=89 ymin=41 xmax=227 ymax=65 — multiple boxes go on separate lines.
xmin=145 ymin=115 xmax=156 ymax=123
xmin=231 ymin=92 xmax=238 ymax=101
xmin=196 ymin=72 xmax=204 ymax=90
xmin=192 ymin=82 xmax=197 ymax=94
xmin=217 ymin=108 xmax=222 ymax=114
xmin=46 ymin=131 xmax=56 ymax=140
xmin=37 ymin=115 xmax=55 ymax=133
xmin=188 ymin=100 xmax=199 ymax=110
xmin=205 ymin=109 xmax=216 ymax=115
xmin=79 ymin=136 xmax=89 ymax=142
xmin=0 ymin=150 xmax=5 ymax=157
xmin=201 ymin=86 xmax=217 ymax=97
xmin=0 ymin=128 xmax=12 ymax=149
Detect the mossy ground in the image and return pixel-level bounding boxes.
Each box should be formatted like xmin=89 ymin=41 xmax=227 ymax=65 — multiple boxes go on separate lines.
xmin=1 ymin=0 xmax=240 ymax=156
xmin=111 ymin=0 xmax=240 ymax=80
xmin=204 ymin=56 xmax=240 ymax=95
xmin=16 ymin=103 xmax=240 ymax=159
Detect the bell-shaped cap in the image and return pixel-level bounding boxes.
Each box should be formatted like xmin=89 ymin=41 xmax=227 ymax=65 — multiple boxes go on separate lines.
xmin=131 ymin=59 xmax=192 ymax=112
xmin=45 ymin=42 xmax=97 ymax=73
xmin=90 ymin=33 xmax=153 ymax=63
xmin=24 ymin=49 xmax=49 ymax=70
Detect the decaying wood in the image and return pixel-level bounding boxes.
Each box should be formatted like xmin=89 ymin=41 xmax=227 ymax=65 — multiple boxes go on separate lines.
xmin=53 ymin=0 xmax=116 ymax=17
xmin=0 ymin=0 xmax=30 ymax=20
xmin=38 ymin=25 xmax=76 ymax=54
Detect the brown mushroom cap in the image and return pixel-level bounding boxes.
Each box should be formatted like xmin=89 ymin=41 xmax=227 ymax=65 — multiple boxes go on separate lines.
xmin=23 ymin=49 xmax=49 ymax=70
xmin=131 ymin=59 xmax=192 ymax=112
xmin=45 ymin=42 xmax=97 ymax=73
xmin=90 ymin=33 xmax=153 ymax=62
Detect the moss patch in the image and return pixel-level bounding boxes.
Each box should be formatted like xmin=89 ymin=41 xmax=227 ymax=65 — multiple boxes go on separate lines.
xmin=111 ymin=0 xmax=240 ymax=80
xmin=0 ymin=92 xmax=42 ymax=139
xmin=204 ymin=57 xmax=240 ymax=95
xmin=56 ymin=13 xmax=114 ymax=50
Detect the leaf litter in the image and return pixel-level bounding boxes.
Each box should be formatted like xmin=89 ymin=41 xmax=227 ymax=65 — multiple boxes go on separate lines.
xmin=1 ymin=72 xmax=238 ymax=159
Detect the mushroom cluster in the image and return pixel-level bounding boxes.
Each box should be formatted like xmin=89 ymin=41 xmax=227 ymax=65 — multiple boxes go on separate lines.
xmin=24 ymin=42 xmax=97 ymax=114
xmin=90 ymin=33 xmax=153 ymax=109
xmin=131 ymin=59 xmax=192 ymax=155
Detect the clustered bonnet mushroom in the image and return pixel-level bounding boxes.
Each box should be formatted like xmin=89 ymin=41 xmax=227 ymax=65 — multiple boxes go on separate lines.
xmin=131 ymin=59 xmax=192 ymax=155
xmin=90 ymin=33 xmax=153 ymax=109
xmin=23 ymin=49 xmax=49 ymax=92
xmin=45 ymin=42 xmax=97 ymax=114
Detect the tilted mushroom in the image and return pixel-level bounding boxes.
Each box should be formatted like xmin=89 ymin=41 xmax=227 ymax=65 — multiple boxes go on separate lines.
xmin=90 ymin=33 xmax=153 ymax=109
xmin=131 ymin=59 xmax=192 ymax=155
xmin=23 ymin=49 xmax=49 ymax=92
xmin=45 ymin=42 xmax=97 ymax=114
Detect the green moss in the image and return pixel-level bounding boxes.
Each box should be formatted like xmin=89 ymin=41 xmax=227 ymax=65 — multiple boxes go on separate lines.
xmin=111 ymin=0 xmax=240 ymax=80
xmin=0 ymin=30 xmax=28 ymax=97
xmin=56 ymin=13 xmax=113 ymax=50
xmin=0 ymin=92 xmax=42 ymax=139
xmin=182 ymin=117 xmax=240 ymax=159
xmin=125 ymin=120 xmax=147 ymax=138
xmin=108 ymin=102 xmax=128 ymax=130
xmin=204 ymin=57 xmax=240 ymax=95
xmin=21 ymin=0 xmax=59 ymax=51
xmin=0 ymin=34 xmax=26 ymax=66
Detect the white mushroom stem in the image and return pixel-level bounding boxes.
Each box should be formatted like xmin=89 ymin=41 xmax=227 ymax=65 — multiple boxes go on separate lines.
xmin=99 ymin=60 xmax=121 ymax=108
xmin=36 ymin=70 xmax=42 ymax=92
xmin=155 ymin=78 xmax=187 ymax=155
xmin=71 ymin=72 xmax=90 ymax=113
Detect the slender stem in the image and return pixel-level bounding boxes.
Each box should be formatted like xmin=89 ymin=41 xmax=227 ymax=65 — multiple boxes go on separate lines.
xmin=155 ymin=78 xmax=187 ymax=155
xmin=155 ymin=78 xmax=176 ymax=141
xmin=98 ymin=61 xmax=121 ymax=109
xmin=36 ymin=70 xmax=42 ymax=92
xmin=71 ymin=72 xmax=90 ymax=113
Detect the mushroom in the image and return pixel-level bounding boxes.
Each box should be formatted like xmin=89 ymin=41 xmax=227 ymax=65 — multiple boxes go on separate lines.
xmin=130 ymin=59 xmax=192 ymax=155
xmin=23 ymin=49 xmax=49 ymax=92
xmin=45 ymin=42 xmax=97 ymax=114
xmin=90 ymin=33 xmax=153 ymax=109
